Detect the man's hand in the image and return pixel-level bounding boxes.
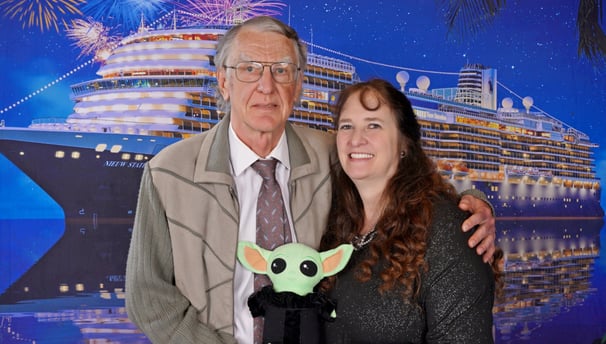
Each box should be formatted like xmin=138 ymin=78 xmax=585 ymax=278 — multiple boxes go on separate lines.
xmin=458 ymin=194 xmax=496 ymax=263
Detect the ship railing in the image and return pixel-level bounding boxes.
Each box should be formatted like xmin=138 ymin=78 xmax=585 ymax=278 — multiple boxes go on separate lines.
xmin=28 ymin=118 xmax=202 ymax=136
xmin=303 ymin=76 xmax=351 ymax=90
xmin=31 ymin=118 xmax=68 ymax=125
xmin=306 ymin=53 xmax=356 ymax=74
xmin=439 ymin=105 xmax=496 ymax=121
xmin=28 ymin=121 xmax=74 ymax=131
xmin=409 ymin=90 xmax=499 ymax=120
xmin=566 ymin=127 xmax=591 ymax=141
xmin=422 ymin=126 xmax=502 ymax=142
xmin=120 ymin=24 xmax=230 ymax=45
xmin=71 ymin=76 xmax=217 ymax=98
xmin=427 ymin=152 xmax=501 ymax=164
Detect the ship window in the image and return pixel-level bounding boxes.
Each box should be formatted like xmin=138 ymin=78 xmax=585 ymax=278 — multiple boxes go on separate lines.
xmin=71 ymin=151 xmax=81 ymax=159
xmin=110 ymin=145 xmax=122 ymax=153
xmin=55 ymin=151 xmax=65 ymax=159
xmin=95 ymin=144 xmax=108 ymax=152
xmin=122 ymin=153 xmax=131 ymax=160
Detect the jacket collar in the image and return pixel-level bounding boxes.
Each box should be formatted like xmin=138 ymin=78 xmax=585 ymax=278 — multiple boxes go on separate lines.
xmin=194 ymin=114 xmax=320 ymax=184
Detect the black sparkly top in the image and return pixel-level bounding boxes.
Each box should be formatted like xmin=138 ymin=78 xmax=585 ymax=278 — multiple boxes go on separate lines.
xmin=323 ymin=200 xmax=495 ymax=344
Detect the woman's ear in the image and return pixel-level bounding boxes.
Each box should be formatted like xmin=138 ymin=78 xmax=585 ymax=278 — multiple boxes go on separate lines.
xmin=399 ymin=142 xmax=408 ymax=159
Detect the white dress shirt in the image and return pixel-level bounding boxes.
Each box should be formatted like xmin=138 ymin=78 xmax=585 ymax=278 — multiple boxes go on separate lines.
xmin=228 ymin=123 xmax=296 ymax=344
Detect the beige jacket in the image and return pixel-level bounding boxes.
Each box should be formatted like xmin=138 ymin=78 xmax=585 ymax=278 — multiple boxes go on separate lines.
xmin=125 ymin=115 xmax=335 ymax=343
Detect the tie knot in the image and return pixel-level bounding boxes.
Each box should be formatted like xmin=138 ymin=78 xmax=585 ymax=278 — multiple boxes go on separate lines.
xmin=251 ymin=159 xmax=278 ymax=180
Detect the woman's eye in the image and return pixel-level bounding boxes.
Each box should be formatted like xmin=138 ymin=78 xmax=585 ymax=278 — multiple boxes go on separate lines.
xmin=368 ymin=123 xmax=381 ymax=129
xmin=338 ymin=123 xmax=352 ymax=130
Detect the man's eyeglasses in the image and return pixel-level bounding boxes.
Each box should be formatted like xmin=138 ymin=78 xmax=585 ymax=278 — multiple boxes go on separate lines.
xmin=223 ymin=61 xmax=300 ymax=84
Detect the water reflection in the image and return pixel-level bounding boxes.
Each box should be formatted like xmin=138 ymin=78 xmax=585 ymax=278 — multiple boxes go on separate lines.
xmin=0 ymin=219 xmax=604 ymax=343
xmin=494 ymin=219 xmax=605 ymax=343
xmin=1 ymin=220 xmax=131 ymax=304
xmin=0 ymin=291 xmax=150 ymax=343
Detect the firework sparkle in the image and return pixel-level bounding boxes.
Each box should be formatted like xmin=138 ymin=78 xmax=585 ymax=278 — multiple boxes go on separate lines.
xmin=82 ymin=0 xmax=172 ymax=33
xmin=176 ymin=0 xmax=286 ymax=25
xmin=0 ymin=0 xmax=85 ymax=32
xmin=65 ymin=18 xmax=121 ymax=61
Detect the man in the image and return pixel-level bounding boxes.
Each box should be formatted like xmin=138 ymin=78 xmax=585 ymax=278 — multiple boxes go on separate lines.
xmin=125 ymin=16 xmax=496 ymax=344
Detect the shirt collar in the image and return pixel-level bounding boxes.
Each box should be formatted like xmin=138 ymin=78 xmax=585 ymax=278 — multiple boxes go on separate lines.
xmin=228 ymin=122 xmax=290 ymax=177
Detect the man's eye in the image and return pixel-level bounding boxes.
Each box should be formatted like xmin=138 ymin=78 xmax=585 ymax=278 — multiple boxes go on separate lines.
xmin=244 ymin=66 xmax=255 ymax=73
xmin=338 ymin=124 xmax=352 ymax=130
xmin=274 ymin=67 xmax=286 ymax=74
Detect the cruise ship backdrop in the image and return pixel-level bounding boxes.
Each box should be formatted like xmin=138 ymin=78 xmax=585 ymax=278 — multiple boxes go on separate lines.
xmin=1 ymin=1 xmax=605 ymax=343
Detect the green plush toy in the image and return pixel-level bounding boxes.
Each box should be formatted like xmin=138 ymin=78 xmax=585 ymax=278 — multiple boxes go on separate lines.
xmin=237 ymin=242 xmax=354 ymax=344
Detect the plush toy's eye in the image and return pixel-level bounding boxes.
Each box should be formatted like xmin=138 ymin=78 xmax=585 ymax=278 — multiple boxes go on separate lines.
xmin=300 ymin=260 xmax=318 ymax=277
xmin=271 ymin=258 xmax=287 ymax=274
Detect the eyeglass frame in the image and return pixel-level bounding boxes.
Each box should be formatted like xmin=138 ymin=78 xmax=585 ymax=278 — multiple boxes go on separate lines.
xmin=222 ymin=61 xmax=301 ymax=84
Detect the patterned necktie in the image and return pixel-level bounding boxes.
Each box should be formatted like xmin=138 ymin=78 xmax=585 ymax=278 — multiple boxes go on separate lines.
xmin=251 ymin=158 xmax=292 ymax=344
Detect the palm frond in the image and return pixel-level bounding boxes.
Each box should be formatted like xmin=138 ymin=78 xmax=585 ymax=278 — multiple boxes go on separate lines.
xmin=577 ymin=0 xmax=606 ymax=66
xmin=437 ymin=0 xmax=505 ymax=37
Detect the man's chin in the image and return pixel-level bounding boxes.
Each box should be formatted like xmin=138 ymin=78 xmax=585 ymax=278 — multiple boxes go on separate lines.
xmin=251 ymin=115 xmax=286 ymax=131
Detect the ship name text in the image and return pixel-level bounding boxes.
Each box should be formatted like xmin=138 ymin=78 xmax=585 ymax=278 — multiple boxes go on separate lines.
xmin=104 ymin=160 xmax=146 ymax=169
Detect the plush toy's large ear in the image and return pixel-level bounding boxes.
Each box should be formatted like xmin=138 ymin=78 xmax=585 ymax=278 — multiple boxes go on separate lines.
xmin=320 ymin=244 xmax=354 ymax=277
xmin=237 ymin=241 xmax=269 ymax=274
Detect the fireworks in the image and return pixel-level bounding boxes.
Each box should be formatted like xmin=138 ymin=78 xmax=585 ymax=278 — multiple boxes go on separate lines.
xmin=0 ymin=0 xmax=85 ymax=32
xmin=82 ymin=0 xmax=171 ymax=33
xmin=1 ymin=0 xmax=288 ymax=34
xmin=65 ymin=17 xmax=120 ymax=61
xmin=2 ymin=0 xmax=288 ymax=61
xmin=176 ymin=0 xmax=286 ymax=25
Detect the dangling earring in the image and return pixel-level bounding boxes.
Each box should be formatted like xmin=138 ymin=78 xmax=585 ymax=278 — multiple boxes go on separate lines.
xmin=400 ymin=151 xmax=406 ymax=159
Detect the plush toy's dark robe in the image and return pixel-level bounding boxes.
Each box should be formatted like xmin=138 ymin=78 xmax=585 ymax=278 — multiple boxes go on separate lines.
xmin=248 ymin=286 xmax=337 ymax=344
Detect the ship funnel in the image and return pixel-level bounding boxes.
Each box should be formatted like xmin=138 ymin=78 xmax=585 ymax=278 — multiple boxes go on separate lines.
xmin=416 ymin=75 xmax=430 ymax=92
xmin=522 ymin=96 xmax=534 ymax=113
xmin=396 ymin=71 xmax=410 ymax=92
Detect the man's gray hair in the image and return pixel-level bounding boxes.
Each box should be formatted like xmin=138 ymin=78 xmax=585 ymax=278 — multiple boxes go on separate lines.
xmin=214 ymin=16 xmax=307 ymax=113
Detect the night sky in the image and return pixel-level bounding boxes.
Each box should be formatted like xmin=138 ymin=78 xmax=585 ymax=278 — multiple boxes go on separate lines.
xmin=1 ymin=0 xmax=605 ymax=216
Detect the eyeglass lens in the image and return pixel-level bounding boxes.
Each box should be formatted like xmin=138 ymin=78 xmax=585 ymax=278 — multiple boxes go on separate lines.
xmin=234 ymin=62 xmax=298 ymax=83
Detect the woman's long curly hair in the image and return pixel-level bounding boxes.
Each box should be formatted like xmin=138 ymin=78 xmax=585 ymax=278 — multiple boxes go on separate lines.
xmin=320 ymin=79 xmax=459 ymax=301
xmin=491 ymin=247 xmax=506 ymax=302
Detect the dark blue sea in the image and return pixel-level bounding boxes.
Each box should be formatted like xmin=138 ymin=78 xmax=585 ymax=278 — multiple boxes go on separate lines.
xmin=1 ymin=218 xmax=605 ymax=343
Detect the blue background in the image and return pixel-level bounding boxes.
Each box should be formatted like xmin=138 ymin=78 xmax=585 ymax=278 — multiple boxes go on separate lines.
xmin=0 ymin=1 xmax=605 ymax=343
xmin=1 ymin=0 xmax=605 ymax=218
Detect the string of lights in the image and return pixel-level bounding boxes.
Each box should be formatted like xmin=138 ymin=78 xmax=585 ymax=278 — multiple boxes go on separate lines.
xmin=0 ymin=60 xmax=94 ymax=115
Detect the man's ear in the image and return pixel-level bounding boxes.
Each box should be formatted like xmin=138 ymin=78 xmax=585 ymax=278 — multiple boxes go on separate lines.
xmin=293 ymin=77 xmax=303 ymax=103
xmin=320 ymin=244 xmax=354 ymax=277
xmin=237 ymin=241 xmax=268 ymax=274
xmin=217 ymin=68 xmax=230 ymax=101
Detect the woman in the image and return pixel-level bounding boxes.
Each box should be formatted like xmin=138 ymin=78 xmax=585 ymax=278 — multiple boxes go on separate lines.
xmin=321 ymin=79 xmax=494 ymax=343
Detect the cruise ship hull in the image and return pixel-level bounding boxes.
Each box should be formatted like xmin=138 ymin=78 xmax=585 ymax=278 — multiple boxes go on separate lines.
xmin=1 ymin=125 xmax=603 ymax=302
xmin=0 ymin=129 xmax=177 ymax=303
xmin=0 ymin=128 xmax=604 ymax=303
xmin=451 ymin=178 xmax=603 ymax=219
